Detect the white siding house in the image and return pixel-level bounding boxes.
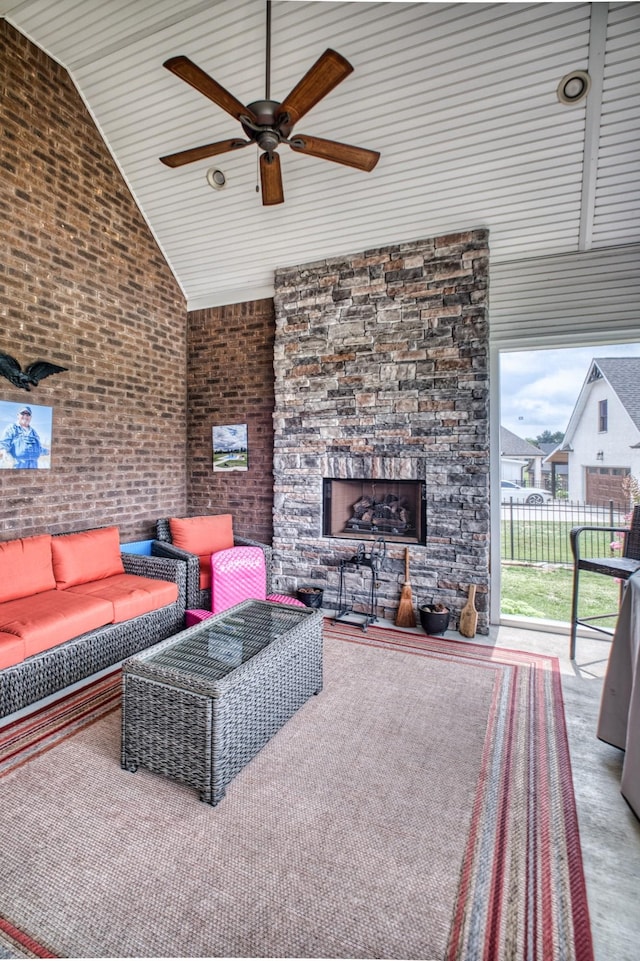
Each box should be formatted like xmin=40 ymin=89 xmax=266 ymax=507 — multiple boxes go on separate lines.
xmin=562 ymin=358 xmax=640 ymax=506
xmin=500 ymin=427 xmax=545 ymax=487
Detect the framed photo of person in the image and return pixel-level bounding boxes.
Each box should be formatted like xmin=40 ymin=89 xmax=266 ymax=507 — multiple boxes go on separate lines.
xmin=0 ymin=400 xmax=53 ymax=470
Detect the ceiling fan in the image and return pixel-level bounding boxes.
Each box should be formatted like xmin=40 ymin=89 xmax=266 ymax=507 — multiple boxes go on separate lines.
xmin=159 ymin=1 xmax=380 ymax=205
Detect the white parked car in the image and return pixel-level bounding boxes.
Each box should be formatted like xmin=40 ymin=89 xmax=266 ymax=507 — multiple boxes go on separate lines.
xmin=501 ymin=480 xmax=553 ymax=505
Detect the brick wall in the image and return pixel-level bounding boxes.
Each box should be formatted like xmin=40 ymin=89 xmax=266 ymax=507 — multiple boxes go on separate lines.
xmin=0 ymin=21 xmax=187 ymax=541
xmin=272 ymin=231 xmax=490 ymax=631
xmin=187 ymin=299 xmax=275 ymax=544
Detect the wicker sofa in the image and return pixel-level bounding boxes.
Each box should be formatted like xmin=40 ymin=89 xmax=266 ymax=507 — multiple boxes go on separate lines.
xmin=0 ymin=526 xmax=186 ymax=720
xmin=155 ymin=514 xmax=273 ymax=611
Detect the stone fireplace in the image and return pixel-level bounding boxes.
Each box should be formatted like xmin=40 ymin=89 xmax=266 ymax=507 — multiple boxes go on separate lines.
xmin=271 ymin=229 xmax=490 ymax=632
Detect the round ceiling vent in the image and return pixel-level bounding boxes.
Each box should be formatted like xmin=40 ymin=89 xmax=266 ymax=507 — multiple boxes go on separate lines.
xmin=557 ymin=70 xmax=591 ymax=105
xmin=206 ymin=167 xmax=227 ymax=190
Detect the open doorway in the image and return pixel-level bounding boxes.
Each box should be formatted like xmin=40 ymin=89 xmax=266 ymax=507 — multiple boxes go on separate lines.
xmin=497 ymin=342 xmax=640 ymax=625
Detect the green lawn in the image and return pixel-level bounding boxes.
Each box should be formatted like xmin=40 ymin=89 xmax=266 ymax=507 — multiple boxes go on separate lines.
xmin=501 ymin=520 xmax=620 ymax=564
xmin=501 ymin=563 xmax=621 ymax=623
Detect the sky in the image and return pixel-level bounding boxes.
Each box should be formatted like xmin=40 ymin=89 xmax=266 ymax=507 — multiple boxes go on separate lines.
xmin=212 ymin=423 xmax=247 ymax=451
xmin=500 ymin=342 xmax=640 ymax=442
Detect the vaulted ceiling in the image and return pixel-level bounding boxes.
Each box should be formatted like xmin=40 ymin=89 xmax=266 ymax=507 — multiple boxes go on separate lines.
xmin=2 ymin=1 xmax=639 ymax=309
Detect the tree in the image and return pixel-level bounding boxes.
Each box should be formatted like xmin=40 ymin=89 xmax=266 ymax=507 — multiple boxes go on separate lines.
xmin=534 ymin=430 xmax=564 ymax=446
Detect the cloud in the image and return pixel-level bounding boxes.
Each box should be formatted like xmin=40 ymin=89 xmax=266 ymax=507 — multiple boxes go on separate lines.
xmin=500 ymin=342 xmax=640 ymax=439
xmin=213 ymin=424 xmax=247 ymax=451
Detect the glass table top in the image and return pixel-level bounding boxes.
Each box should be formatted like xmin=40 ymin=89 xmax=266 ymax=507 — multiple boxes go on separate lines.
xmin=144 ymin=600 xmax=312 ymax=683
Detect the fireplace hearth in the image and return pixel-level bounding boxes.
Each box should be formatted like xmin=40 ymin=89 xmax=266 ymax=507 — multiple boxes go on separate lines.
xmin=323 ymin=479 xmax=426 ymax=544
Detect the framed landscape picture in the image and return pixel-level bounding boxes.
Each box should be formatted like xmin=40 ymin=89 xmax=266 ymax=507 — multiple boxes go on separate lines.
xmin=0 ymin=400 xmax=53 ymax=470
xmin=212 ymin=423 xmax=248 ymax=472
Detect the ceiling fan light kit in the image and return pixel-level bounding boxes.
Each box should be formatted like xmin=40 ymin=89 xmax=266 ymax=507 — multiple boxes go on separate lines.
xmin=159 ymin=2 xmax=379 ymax=205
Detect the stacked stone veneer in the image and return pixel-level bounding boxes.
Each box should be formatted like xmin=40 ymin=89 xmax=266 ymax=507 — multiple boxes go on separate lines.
xmin=272 ymin=229 xmax=490 ymax=632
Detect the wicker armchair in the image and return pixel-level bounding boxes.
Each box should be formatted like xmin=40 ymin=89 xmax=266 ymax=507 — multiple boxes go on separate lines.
xmin=569 ymin=503 xmax=640 ymax=660
xmin=155 ymin=516 xmax=273 ymax=610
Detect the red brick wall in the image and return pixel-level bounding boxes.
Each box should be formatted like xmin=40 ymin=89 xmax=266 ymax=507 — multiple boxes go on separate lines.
xmin=0 ymin=21 xmax=187 ymax=541
xmin=187 ymin=300 xmax=275 ymax=544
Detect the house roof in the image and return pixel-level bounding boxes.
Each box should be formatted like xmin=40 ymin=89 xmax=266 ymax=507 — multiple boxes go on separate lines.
xmin=500 ymin=427 xmax=544 ymax=459
xmin=591 ymin=358 xmax=640 ymax=432
xmin=563 ymin=356 xmax=640 ymax=445
xmin=539 ymin=442 xmax=569 ymax=470
xmin=1 ymin=1 xmax=638 ymax=310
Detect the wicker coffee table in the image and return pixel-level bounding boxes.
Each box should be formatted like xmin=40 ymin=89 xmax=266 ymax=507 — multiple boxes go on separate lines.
xmin=121 ymin=599 xmax=323 ymax=806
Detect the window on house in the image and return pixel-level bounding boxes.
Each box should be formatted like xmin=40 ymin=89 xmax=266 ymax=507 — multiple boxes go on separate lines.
xmin=598 ymin=399 xmax=608 ymax=432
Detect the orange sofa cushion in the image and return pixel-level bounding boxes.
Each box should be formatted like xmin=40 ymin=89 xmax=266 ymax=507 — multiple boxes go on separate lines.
xmin=66 ymin=573 xmax=178 ymax=623
xmin=51 ymin=526 xmax=124 ymax=590
xmin=0 ymin=534 xmax=56 ymax=604
xmin=0 ymin=632 xmax=25 ymax=670
xmin=0 ymin=591 xmax=113 ymax=659
xmin=169 ymin=515 xmax=234 ymax=558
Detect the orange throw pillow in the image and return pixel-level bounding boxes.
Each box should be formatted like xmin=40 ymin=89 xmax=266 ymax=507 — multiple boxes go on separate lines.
xmin=0 ymin=534 xmax=56 ymax=603
xmin=169 ymin=515 xmax=234 ymax=556
xmin=51 ymin=526 xmax=125 ymax=590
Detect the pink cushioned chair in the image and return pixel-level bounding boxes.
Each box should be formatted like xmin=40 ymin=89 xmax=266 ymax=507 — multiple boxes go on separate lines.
xmin=184 ymin=546 xmax=304 ymax=623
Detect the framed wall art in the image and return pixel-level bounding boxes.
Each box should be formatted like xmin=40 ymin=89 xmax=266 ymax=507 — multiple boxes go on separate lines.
xmin=212 ymin=423 xmax=248 ymax=472
xmin=0 ymin=400 xmax=53 ymax=470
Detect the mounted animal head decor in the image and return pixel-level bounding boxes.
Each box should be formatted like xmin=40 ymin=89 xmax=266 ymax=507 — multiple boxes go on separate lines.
xmin=0 ymin=352 xmax=68 ymax=391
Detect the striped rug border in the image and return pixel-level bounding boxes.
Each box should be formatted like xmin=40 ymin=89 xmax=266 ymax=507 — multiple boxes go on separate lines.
xmin=325 ymin=616 xmax=558 ymax=668
xmin=0 ymin=917 xmax=57 ymax=960
xmin=0 ymin=669 xmax=121 ymax=779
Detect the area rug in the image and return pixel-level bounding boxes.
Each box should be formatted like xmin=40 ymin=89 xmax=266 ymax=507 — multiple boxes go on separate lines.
xmin=0 ymin=621 xmax=593 ymax=960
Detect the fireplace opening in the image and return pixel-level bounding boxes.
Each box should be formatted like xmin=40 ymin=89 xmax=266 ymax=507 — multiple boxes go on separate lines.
xmin=323 ymin=479 xmax=426 ymax=544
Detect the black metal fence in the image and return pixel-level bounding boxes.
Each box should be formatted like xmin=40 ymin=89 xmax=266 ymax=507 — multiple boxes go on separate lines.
xmin=501 ymin=499 xmax=631 ymax=564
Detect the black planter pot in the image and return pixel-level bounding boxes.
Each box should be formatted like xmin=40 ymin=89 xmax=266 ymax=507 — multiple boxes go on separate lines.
xmin=297 ymin=586 xmax=324 ymax=609
xmin=419 ymin=604 xmax=450 ymax=635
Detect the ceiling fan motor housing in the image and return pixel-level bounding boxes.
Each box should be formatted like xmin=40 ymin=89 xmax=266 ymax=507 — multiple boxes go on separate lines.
xmin=241 ymin=99 xmax=292 ymax=152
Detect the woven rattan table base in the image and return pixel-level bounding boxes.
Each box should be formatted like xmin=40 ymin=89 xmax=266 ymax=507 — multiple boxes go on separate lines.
xmin=121 ymin=600 xmax=323 ymax=805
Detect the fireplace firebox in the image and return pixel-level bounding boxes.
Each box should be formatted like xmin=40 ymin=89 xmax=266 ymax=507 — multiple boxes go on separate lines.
xmin=323 ymin=479 xmax=426 ymax=544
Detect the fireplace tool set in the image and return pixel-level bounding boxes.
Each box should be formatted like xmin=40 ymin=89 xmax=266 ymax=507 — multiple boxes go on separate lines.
xmin=334 ymin=537 xmax=387 ymax=631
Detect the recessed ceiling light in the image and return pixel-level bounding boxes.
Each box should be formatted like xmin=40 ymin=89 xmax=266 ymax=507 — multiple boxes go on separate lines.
xmin=557 ymin=70 xmax=591 ymax=105
xmin=206 ymin=167 xmax=227 ymax=190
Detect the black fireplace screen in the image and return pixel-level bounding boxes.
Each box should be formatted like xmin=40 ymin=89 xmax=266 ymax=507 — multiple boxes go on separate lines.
xmin=323 ymin=478 xmax=426 ymax=544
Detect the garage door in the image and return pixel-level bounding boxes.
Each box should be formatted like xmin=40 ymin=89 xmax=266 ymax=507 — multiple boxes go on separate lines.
xmin=585 ymin=467 xmax=630 ymax=507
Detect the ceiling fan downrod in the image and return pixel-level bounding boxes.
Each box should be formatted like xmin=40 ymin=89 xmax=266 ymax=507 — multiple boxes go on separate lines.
xmin=265 ymin=0 xmax=271 ymax=101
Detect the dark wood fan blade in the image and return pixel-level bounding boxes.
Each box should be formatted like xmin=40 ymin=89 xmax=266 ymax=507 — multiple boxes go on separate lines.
xmin=260 ymin=152 xmax=284 ymax=205
xmin=289 ymin=134 xmax=380 ymax=171
xmin=160 ymin=139 xmax=250 ymax=168
xmin=278 ymin=49 xmax=353 ymax=126
xmin=164 ymin=55 xmax=257 ymax=124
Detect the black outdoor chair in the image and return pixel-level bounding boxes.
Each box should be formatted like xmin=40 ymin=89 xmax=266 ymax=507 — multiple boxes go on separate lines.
xmin=569 ymin=503 xmax=640 ymax=660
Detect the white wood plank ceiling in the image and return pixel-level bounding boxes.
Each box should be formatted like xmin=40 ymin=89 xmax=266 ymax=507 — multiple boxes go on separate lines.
xmin=2 ymin=1 xmax=639 ymax=309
